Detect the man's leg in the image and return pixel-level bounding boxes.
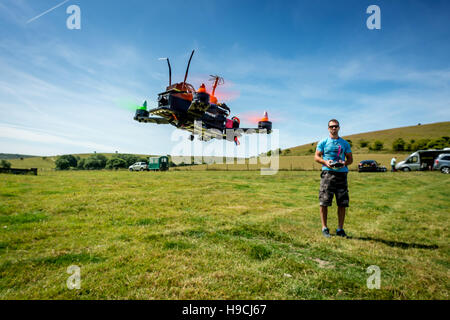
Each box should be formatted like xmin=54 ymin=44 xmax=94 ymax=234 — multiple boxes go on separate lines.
xmin=320 ymin=206 xmax=328 ymax=229
xmin=337 ymin=206 xmax=346 ymax=230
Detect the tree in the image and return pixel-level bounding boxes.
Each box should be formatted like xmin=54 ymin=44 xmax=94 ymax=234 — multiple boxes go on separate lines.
xmin=411 ymin=139 xmax=430 ymax=151
xmin=392 ymin=138 xmax=406 ymax=151
xmin=427 ymin=138 xmax=450 ymax=149
xmin=83 ymin=157 xmax=103 ymax=170
xmin=55 ymin=158 xmax=70 ymax=170
xmin=114 ymin=154 xmax=139 ymax=167
xmin=137 ymin=157 xmax=148 ymax=163
xmin=372 ymin=140 xmax=384 ymax=151
xmin=106 ymin=158 xmax=127 ymax=170
xmin=77 ymin=158 xmax=86 ymax=170
xmin=346 ymin=139 xmax=353 ymax=148
xmin=359 ymin=140 xmax=369 ymax=148
xmin=94 ymin=154 xmax=108 ymax=167
xmin=57 ymin=155 xmax=77 ymax=168
xmin=0 ymin=159 xmax=11 ymax=169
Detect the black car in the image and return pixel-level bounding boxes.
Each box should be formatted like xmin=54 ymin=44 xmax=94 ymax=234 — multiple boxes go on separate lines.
xmin=358 ymin=160 xmax=387 ymax=172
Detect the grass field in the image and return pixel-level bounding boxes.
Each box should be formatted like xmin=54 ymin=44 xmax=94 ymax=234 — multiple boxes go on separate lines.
xmin=0 ymin=170 xmax=448 ymax=299
xmin=174 ymin=153 xmax=406 ymax=171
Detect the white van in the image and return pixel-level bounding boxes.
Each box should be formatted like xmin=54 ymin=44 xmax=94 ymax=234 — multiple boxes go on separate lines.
xmin=395 ymin=149 xmax=449 ymax=171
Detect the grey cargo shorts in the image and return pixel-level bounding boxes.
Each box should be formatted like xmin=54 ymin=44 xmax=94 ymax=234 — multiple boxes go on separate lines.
xmin=319 ymin=171 xmax=349 ymax=207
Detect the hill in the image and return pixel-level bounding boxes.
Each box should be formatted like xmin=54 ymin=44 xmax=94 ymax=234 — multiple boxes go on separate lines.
xmin=284 ymin=121 xmax=450 ymax=156
xmin=0 ymin=153 xmax=36 ymax=160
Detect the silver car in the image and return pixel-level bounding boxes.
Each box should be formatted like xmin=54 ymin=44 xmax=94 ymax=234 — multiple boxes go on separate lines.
xmin=128 ymin=162 xmax=148 ymax=171
xmin=433 ymin=153 xmax=450 ymax=174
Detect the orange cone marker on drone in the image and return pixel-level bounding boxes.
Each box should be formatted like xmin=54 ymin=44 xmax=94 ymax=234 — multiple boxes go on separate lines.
xmin=197 ymin=83 xmax=207 ymax=93
xmin=260 ymin=111 xmax=269 ymax=122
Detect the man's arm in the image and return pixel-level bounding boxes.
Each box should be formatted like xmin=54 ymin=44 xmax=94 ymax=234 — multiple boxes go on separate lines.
xmin=315 ymin=150 xmax=332 ymax=168
xmin=344 ymin=152 xmax=353 ymax=167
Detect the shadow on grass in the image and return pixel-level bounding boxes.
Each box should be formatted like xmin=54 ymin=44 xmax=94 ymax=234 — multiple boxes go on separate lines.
xmin=349 ymin=236 xmax=439 ymax=250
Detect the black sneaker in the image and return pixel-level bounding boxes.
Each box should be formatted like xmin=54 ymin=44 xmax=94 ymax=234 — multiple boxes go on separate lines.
xmin=336 ymin=229 xmax=348 ymax=238
xmin=322 ymin=228 xmax=331 ymax=238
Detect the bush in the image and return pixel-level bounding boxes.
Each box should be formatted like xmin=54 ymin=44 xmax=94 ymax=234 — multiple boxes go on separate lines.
xmin=105 ymin=158 xmax=128 ymax=170
xmin=411 ymin=139 xmax=430 ymax=151
xmin=427 ymin=138 xmax=450 ymax=149
xmin=346 ymin=139 xmax=353 ymax=148
xmin=372 ymin=140 xmax=384 ymax=151
xmin=55 ymin=158 xmax=70 ymax=170
xmin=359 ymin=140 xmax=369 ymax=148
xmin=57 ymin=155 xmax=77 ymax=168
xmin=77 ymin=159 xmax=86 ymax=170
xmin=392 ymin=138 xmax=406 ymax=151
xmin=83 ymin=157 xmax=104 ymax=170
xmin=114 ymin=154 xmax=139 ymax=167
xmin=1 ymin=159 xmax=11 ymax=169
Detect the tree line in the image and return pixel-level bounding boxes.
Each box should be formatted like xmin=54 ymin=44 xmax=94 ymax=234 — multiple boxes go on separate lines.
xmin=392 ymin=137 xmax=450 ymax=152
xmin=55 ymin=154 xmax=150 ymax=170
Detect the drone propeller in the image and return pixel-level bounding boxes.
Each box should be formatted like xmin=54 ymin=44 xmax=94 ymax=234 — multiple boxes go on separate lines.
xmin=116 ymin=99 xmax=148 ymax=111
xmin=238 ymin=111 xmax=267 ymax=124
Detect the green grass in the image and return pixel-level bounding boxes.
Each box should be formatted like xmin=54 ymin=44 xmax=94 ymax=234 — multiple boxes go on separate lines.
xmin=0 ymin=170 xmax=448 ymax=299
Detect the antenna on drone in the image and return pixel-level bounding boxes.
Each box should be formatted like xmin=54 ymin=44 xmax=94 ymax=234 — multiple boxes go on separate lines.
xmin=209 ymin=75 xmax=224 ymax=96
xmin=159 ymin=57 xmax=172 ymax=86
xmin=183 ymin=50 xmax=195 ymax=85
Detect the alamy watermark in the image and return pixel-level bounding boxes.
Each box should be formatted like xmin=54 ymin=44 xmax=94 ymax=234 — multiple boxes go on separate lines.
xmin=66 ymin=265 xmax=81 ymax=290
xmin=26 ymin=0 xmax=81 ymax=30
xmin=170 ymin=123 xmax=280 ymax=175
xmin=366 ymin=5 xmax=381 ymax=30
xmin=366 ymin=265 xmax=381 ymax=289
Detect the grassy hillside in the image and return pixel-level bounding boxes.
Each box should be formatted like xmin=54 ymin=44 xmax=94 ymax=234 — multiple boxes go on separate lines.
xmin=0 ymin=153 xmax=36 ymax=160
xmin=285 ymin=121 xmax=450 ymax=155
xmin=0 ymin=171 xmax=448 ymax=299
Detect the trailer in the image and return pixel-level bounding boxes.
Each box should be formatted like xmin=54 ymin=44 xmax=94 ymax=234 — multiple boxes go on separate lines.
xmin=148 ymin=156 xmax=169 ymax=171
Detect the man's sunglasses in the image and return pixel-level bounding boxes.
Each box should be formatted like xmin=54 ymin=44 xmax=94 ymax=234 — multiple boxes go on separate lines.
xmin=329 ymin=125 xmax=339 ymax=129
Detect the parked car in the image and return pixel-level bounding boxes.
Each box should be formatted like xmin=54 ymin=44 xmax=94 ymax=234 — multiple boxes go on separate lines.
xmin=395 ymin=149 xmax=449 ymax=171
xmin=358 ymin=160 xmax=387 ymax=172
xmin=128 ymin=162 xmax=148 ymax=171
xmin=433 ymin=153 xmax=450 ymax=174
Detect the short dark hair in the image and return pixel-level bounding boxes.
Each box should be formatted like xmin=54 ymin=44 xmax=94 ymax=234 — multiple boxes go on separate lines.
xmin=328 ymin=119 xmax=339 ymax=126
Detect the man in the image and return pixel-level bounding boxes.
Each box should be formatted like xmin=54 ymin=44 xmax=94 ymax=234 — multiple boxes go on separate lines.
xmin=391 ymin=157 xmax=396 ymax=172
xmin=314 ymin=119 xmax=353 ymax=238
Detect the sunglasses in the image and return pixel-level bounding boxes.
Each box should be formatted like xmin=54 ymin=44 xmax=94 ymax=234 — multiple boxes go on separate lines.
xmin=328 ymin=125 xmax=339 ymax=129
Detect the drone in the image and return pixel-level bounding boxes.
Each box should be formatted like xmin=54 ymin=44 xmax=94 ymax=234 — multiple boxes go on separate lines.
xmin=133 ymin=50 xmax=272 ymax=145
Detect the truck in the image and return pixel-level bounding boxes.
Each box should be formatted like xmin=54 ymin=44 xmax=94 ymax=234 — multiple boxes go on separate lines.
xmin=395 ymin=149 xmax=450 ymax=171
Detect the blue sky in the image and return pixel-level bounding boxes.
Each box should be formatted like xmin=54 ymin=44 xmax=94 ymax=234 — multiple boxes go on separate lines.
xmin=0 ymin=0 xmax=449 ymax=156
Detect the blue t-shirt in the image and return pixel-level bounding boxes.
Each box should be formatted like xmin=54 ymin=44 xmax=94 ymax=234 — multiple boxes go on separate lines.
xmin=316 ymin=137 xmax=352 ymax=172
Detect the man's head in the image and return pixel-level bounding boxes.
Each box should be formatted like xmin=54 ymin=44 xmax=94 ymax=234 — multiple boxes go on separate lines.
xmin=328 ymin=119 xmax=340 ymax=138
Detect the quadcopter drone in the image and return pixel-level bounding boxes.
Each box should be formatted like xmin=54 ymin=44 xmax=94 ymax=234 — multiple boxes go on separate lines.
xmin=133 ymin=50 xmax=272 ymax=145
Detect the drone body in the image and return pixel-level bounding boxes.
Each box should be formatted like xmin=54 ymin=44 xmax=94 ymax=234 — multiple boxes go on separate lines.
xmin=134 ymin=50 xmax=272 ymax=145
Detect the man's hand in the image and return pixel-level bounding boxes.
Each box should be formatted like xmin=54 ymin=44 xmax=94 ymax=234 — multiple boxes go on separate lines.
xmin=315 ymin=150 xmax=331 ymax=168
xmin=325 ymin=160 xmax=333 ymax=168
